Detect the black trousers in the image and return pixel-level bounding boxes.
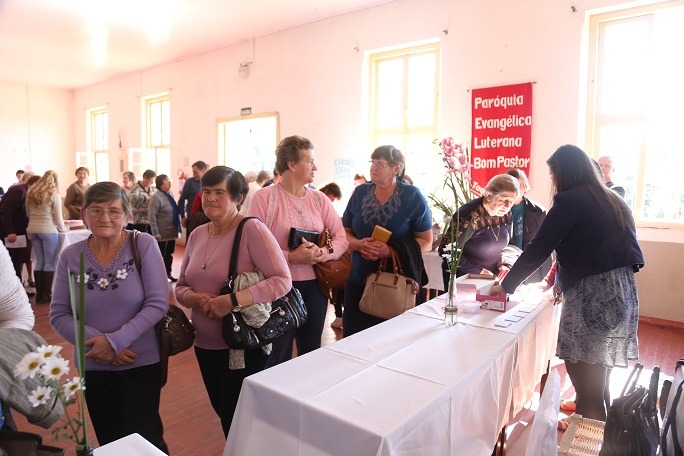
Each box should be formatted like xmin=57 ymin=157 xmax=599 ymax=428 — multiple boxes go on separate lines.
xmin=157 ymin=240 xmax=175 ymax=276
xmin=194 ymin=346 xmax=268 ymax=438
xmin=84 ymin=363 xmax=168 ymax=453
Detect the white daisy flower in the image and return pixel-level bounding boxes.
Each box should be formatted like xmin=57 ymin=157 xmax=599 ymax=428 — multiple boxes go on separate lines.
xmin=97 ymin=277 xmax=109 ymax=289
xmin=40 ymin=356 xmax=70 ymax=381
xmin=14 ymin=352 xmax=43 ymax=379
xmin=28 ymin=385 xmax=52 ymax=407
xmin=75 ymin=273 xmax=90 ymax=284
xmin=116 ymin=269 xmax=128 ymax=280
xmin=36 ymin=345 xmax=63 ymax=361
xmin=63 ymin=376 xmax=85 ymax=400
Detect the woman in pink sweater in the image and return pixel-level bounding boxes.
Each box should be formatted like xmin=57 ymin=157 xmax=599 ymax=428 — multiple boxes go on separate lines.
xmin=175 ymin=166 xmax=291 ymax=437
xmin=249 ymin=135 xmax=349 ymax=367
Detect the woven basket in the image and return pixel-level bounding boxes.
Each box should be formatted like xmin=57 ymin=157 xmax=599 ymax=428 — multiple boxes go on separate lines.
xmin=558 ymin=414 xmax=606 ymax=456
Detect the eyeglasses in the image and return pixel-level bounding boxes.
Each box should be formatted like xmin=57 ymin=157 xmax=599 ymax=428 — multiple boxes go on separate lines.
xmin=86 ymin=208 xmax=124 ymax=219
xmin=369 ymin=160 xmax=391 ymax=169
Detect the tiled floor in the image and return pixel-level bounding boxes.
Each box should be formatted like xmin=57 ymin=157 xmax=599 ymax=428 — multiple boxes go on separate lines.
xmin=12 ymin=244 xmax=684 ymax=455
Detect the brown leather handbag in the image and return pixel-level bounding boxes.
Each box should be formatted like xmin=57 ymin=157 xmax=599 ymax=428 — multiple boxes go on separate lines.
xmin=359 ymin=247 xmax=419 ymax=319
xmin=314 ymin=228 xmax=351 ymax=290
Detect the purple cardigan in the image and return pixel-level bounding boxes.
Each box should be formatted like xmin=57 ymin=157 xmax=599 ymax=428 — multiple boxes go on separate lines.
xmin=50 ymin=231 xmax=169 ymax=371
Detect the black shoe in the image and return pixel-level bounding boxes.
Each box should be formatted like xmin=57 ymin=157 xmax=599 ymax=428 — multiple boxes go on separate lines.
xmin=167 ymin=275 xmax=178 ymax=283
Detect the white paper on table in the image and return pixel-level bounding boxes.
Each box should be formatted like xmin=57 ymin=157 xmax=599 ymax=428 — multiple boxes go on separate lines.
xmin=4 ymin=234 xmax=27 ymax=248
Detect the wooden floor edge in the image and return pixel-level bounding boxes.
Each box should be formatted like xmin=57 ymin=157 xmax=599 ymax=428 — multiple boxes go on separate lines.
xmin=639 ymin=315 xmax=684 ymax=330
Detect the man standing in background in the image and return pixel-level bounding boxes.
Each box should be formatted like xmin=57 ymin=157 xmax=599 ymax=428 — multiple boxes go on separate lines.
xmin=178 ymin=161 xmax=207 ymax=227
xmin=598 ymin=155 xmax=626 ymax=198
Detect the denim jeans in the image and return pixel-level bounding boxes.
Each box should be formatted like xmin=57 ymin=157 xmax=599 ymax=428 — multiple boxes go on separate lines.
xmin=27 ymin=232 xmax=59 ymax=271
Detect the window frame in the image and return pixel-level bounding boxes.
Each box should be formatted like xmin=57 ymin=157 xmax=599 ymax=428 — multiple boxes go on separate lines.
xmin=585 ymin=0 xmax=684 ymax=228
xmin=86 ymin=106 xmax=109 ymax=182
xmin=368 ymin=42 xmax=441 ymax=194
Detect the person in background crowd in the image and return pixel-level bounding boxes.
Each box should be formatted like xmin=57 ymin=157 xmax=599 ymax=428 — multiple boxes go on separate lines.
xmin=439 ymin=174 xmax=520 ymax=284
xmin=128 ymin=169 xmax=156 ymax=234
xmin=175 ymin=166 xmax=291 ymax=437
xmin=597 ymin=155 xmax=625 ymax=198
xmin=148 ymin=174 xmax=181 ymax=282
xmin=0 ymin=243 xmax=34 ymax=329
xmin=256 ymin=170 xmax=271 ymax=187
xmin=122 ymin=171 xmax=136 ymax=195
xmin=261 ymin=168 xmax=281 ymax=187
xmin=0 ymin=187 xmax=4 ymax=197
xmin=0 ymin=173 xmax=38 ymax=296
xmin=10 ymin=169 xmax=25 ymax=187
xmin=249 ymin=135 xmax=349 ymax=365
xmin=64 ymin=167 xmax=90 ymax=220
xmin=493 ymin=145 xmax=644 ymax=421
xmin=320 ymin=183 xmax=342 ymax=202
xmin=505 ymin=168 xmax=552 ymax=283
xmin=353 ymin=173 xmax=367 ymax=186
xmin=26 ymin=170 xmax=67 ymax=303
xmin=51 ymin=182 xmax=169 ymax=452
xmin=342 ymin=146 xmax=432 ymax=337
xmin=178 ymin=161 xmax=208 ymax=227
xmin=0 ymin=329 xmax=64 ymax=430
xmin=239 ymin=171 xmax=261 ymax=215
xmin=320 ymin=182 xmax=344 ymax=329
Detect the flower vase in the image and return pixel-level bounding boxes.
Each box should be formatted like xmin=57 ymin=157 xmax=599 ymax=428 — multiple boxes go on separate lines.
xmin=76 ymin=444 xmax=94 ymax=456
xmin=444 ymin=283 xmax=459 ymax=326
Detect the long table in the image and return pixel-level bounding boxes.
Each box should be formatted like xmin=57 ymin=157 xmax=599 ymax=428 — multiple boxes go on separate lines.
xmin=224 ymin=292 xmax=560 ymax=456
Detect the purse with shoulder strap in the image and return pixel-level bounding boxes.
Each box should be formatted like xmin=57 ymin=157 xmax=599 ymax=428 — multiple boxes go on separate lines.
xmin=359 ymin=246 xmax=419 ymax=320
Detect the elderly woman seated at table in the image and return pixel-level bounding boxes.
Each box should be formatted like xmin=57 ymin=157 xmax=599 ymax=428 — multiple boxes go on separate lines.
xmin=439 ymin=174 xmax=520 ymax=285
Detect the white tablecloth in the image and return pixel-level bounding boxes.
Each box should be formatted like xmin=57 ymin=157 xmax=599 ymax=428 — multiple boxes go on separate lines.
xmin=93 ymin=433 xmax=166 ymax=455
xmin=57 ymin=229 xmax=90 ymax=255
xmin=225 ymin=292 xmax=560 ymax=456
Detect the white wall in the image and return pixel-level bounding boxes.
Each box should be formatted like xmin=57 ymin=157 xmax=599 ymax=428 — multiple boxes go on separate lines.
xmin=0 ymin=81 xmax=74 ymax=190
xmin=3 ymin=0 xmax=681 ymax=321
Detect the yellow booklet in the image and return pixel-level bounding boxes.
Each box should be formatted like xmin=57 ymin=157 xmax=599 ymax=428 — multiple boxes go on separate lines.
xmin=371 ymin=225 xmax=392 ymax=243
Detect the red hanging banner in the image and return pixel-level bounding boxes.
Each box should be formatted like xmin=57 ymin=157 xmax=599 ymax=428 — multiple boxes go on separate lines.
xmin=470 ymin=82 xmax=533 ymax=196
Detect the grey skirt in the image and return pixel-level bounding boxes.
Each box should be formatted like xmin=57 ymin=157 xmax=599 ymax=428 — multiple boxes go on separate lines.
xmin=556 ymin=266 xmax=639 ymax=367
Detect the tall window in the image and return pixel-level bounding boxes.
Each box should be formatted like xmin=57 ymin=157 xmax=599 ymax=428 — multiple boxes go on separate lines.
xmin=88 ymin=108 xmax=109 ymax=182
xmin=369 ymin=42 xmax=440 ymax=194
xmin=131 ymin=93 xmax=171 ymax=183
xmin=217 ymin=113 xmax=279 ymax=174
xmin=586 ymin=1 xmax=684 ymax=225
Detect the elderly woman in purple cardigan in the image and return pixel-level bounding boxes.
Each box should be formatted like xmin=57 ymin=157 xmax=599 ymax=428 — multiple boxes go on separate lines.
xmin=50 ymin=182 xmax=169 ymax=453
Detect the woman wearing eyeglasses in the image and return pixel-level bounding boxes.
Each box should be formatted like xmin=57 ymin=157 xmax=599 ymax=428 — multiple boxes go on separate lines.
xmin=341 ymin=146 xmax=433 ymax=337
xmin=50 ymin=182 xmax=170 ymax=453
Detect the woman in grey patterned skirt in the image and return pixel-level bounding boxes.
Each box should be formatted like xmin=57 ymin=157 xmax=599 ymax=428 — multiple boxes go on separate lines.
xmin=494 ymin=144 xmax=644 ymax=420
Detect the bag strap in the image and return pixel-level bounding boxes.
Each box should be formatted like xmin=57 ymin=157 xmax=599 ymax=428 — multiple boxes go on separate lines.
xmin=662 ymin=379 xmax=684 ymax=456
xmin=648 ymin=365 xmax=660 ymax=404
xmin=224 ymin=217 xmax=257 ymax=291
xmin=621 ymin=362 xmax=643 ymax=396
xmin=130 ymin=230 xmax=142 ymax=277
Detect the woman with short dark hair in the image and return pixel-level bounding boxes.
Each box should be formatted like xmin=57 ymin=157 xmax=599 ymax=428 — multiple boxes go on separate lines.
xmin=176 ymin=166 xmax=291 ymax=437
xmin=342 ymin=145 xmax=433 ymax=336
xmin=50 ymin=181 xmax=169 ymax=452
xmin=494 ymin=145 xmax=645 ymax=421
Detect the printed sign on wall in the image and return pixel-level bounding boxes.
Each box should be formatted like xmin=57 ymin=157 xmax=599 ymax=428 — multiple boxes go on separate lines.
xmin=470 ymin=82 xmax=533 ymax=195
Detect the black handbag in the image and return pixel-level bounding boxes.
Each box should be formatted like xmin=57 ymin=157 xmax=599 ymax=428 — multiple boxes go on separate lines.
xmin=661 ymin=358 xmax=684 ymax=456
xmin=599 ymin=362 xmax=660 ymax=456
xmin=220 ymin=217 xmax=307 ymax=349
xmin=131 ymin=230 xmax=196 ymax=387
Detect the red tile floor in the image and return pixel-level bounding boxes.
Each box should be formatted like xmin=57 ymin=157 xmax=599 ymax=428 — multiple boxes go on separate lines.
xmin=13 ymin=244 xmax=684 ymax=455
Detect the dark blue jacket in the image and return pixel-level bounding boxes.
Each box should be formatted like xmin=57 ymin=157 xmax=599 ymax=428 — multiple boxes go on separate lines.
xmin=502 ymin=185 xmax=644 ymax=293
